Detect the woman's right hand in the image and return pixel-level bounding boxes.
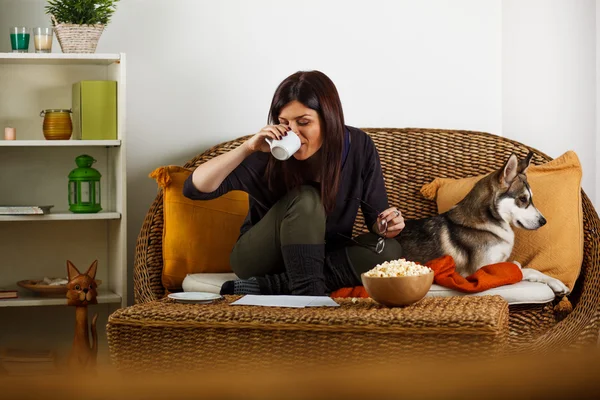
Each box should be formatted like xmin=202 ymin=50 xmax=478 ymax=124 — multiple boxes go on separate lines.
xmin=244 ymin=124 xmax=291 ymax=153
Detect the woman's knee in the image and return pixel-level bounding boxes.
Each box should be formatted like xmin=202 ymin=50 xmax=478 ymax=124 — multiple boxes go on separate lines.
xmin=287 ymin=185 xmax=325 ymax=220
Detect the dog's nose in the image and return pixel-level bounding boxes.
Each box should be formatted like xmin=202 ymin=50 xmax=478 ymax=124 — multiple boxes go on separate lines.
xmin=538 ymin=216 xmax=547 ymax=226
xmin=83 ymin=288 xmax=88 ymax=293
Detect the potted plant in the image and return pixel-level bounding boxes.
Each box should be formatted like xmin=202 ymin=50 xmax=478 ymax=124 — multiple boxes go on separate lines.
xmin=45 ymin=0 xmax=119 ymax=53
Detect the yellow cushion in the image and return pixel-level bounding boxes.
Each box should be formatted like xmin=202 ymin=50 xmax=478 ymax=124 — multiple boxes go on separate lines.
xmin=419 ymin=151 xmax=583 ymax=290
xmin=150 ymin=166 xmax=249 ymax=291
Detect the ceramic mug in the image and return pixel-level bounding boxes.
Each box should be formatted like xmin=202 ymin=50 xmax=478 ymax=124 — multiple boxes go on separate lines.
xmin=264 ymin=130 xmax=301 ymax=160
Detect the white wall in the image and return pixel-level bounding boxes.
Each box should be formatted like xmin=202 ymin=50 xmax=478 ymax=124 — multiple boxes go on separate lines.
xmin=0 ymin=0 xmax=504 ymax=303
xmin=1 ymin=0 xmax=598 ymax=304
xmin=503 ymin=0 xmax=597 ymax=209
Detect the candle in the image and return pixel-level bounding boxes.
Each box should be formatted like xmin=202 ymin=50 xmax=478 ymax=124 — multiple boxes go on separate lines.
xmin=4 ymin=127 xmax=16 ymax=140
xmin=34 ymin=35 xmax=52 ymax=52
xmin=10 ymin=27 xmax=29 ymax=53
xmin=34 ymin=28 xmax=53 ymax=53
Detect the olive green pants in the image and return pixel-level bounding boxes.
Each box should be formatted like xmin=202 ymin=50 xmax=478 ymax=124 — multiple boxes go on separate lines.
xmin=230 ymin=185 xmax=402 ymax=282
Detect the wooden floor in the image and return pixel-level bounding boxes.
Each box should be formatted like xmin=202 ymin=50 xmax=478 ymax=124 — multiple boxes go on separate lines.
xmin=2 ymin=347 xmax=600 ymax=399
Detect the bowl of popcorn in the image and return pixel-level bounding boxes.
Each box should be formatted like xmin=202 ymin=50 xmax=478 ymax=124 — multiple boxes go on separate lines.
xmin=361 ymin=259 xmax=434 ymax=307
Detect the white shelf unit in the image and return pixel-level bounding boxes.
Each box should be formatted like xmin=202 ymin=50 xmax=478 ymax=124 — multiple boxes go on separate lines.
xmin=0 ymin=211 xmax=121 ymax=222
xmin=0 ymin=53 xmax=121 ymax=65
xmin=0 ymin=140 xmax=121 ymax=147
xmin=0 ymin=290 xmax=121 ymax=308
xmin=0 ymin=53 xmax=127 ymax=315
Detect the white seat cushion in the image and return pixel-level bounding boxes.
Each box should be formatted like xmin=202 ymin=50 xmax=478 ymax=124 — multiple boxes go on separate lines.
xmin=182 ymin=273 xmax=238 ymax=294
xmin=183 ymin=273 xmax=556 ymax=305
xmin=425 ymin=281 xmax=555 ymax=305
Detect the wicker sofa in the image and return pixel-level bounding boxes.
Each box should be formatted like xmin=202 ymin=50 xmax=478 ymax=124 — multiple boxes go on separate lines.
xmin=119 ymin=128 xmax=600 ymax=361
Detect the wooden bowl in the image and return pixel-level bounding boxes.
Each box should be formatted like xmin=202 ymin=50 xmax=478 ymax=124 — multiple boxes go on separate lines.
xmin=17 ymin=279 xmax=102 ymax=297
xmin=360 ymin=272 xmax=434 ymax=307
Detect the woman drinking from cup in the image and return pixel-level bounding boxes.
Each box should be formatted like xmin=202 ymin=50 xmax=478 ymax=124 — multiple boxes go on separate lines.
xmin=184 ymin=70 xmax=405 ymax=296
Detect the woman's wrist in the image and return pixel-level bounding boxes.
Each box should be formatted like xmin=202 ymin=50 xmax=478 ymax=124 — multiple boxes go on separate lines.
xmin=240 ymin=140 xmax=256 ymax=155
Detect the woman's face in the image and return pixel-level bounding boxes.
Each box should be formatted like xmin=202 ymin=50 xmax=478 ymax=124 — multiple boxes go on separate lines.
xmin=278 ymin=100 xmax=323 ymax=161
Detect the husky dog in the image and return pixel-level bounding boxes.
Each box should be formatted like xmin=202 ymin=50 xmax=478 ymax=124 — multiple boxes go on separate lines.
xmin=397 ymin=152 xmax=570 ymax=295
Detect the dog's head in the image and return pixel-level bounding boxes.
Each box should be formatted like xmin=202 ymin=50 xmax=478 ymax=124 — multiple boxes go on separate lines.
xmin=494 ymin=152 xmax=546 ymax=230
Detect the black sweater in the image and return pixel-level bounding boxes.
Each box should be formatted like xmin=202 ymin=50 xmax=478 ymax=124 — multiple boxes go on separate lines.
xmin=183 ymin=126 xmax=389 ymax=250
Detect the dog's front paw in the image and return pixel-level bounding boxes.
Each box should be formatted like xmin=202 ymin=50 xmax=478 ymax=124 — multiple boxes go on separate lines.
xmin=547 ymin=278 xmax=570 ymax=296
xmin=520 ymin=268 xmax=570 ymax=296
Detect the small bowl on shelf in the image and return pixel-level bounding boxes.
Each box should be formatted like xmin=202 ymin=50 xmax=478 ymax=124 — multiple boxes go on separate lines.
xmin=360 ymin=271 xmax=434 ymax=307
xmin=17 ymin=279 xmax=102 ymax=297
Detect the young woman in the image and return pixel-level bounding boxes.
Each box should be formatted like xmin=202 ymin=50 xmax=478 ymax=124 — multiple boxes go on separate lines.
xmin=183 ymin=70 xmax=405 ymax=296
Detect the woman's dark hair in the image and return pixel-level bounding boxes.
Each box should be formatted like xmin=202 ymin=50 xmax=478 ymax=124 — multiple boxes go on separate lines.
xmin=265 ymin=70 xmax=345 ymax=214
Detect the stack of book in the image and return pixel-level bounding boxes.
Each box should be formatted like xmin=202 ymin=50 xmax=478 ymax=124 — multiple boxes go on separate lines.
xmin=0 ymin=288 xmax=17 ymax=300
xmin=0 ymin=349 xmax=58 ymax=376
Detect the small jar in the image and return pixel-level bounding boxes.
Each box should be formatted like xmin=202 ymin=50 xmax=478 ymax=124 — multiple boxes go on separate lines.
xmin=40 ymin=109 xmax=72 ymax=140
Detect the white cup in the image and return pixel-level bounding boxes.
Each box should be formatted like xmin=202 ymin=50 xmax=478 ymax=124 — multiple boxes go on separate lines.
xmin=264 ymin=130 xmax=301 ymax=161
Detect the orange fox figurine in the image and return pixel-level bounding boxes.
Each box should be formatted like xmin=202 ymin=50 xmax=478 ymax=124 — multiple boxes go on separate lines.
xmin=66 ymin=260 xmax=98 ymax=371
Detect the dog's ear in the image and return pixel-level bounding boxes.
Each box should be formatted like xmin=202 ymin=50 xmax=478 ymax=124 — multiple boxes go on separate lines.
xmin=517 ymin=151 xmax=534 ymax=174
xmin=500 ymin=153 xmax=519 ymax=187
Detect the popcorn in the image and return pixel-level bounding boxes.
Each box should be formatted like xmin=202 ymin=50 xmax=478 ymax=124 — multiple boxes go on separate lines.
xmin=364 ymin=259 xmax=432 ymax=277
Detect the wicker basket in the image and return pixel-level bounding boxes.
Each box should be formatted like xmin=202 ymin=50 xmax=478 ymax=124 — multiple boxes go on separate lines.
xmin=52 ymin=16 xmax=104 ymax=53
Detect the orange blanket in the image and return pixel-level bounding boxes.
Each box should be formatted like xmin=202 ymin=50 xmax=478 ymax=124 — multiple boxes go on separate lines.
xmin=330 ymin=255 xmax=523 ymax=298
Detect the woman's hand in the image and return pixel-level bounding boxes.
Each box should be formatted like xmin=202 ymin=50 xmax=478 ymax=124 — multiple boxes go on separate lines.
xmin=191 ymin=125 xmax=291 ymax=193
xmin=377 ymin=207 xmax=405 ymax=238
xmin=244 ymin=124 xmax=291 ymax=153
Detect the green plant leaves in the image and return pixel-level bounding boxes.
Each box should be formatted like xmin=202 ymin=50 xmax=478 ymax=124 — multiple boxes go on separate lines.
xmin=45 ymin=0 xmax=119 ymax=25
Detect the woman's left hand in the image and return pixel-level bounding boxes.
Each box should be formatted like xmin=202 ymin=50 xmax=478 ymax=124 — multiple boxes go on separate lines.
xmin=377 ymin=207 xmax=405 ymax=238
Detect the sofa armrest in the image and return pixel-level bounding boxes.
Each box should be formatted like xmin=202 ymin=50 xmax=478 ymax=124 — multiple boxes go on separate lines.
xmin=134 ymin=190 xmax=167 ymax=304
xmin=527 ymin=192 xmax=600 ymax=350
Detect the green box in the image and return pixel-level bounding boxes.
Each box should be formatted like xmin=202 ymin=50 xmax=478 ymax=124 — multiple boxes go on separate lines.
xmin=72 ymin=81 xmax=117 ymax=140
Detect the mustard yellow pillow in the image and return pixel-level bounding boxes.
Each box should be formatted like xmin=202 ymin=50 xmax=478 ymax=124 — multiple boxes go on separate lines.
xmin=150 ymin=166 xmax=249 ymax=291
xmin=420 ymin=151 xmax=583 ymax=290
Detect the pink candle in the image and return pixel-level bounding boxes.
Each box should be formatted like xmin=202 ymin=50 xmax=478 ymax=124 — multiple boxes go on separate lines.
xmin=4 ymin=127 xmax=16 ymax=140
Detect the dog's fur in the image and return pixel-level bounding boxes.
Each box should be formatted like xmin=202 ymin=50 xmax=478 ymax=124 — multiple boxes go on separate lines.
xmin=396 ymin=152 xmax=569 ymax=295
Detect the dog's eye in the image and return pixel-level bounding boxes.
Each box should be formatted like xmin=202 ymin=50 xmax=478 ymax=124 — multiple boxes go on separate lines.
xmin=519 ymin=196 xmax=528 ymax=203
xmin=75 ymin=285 xmax=80 ymax=290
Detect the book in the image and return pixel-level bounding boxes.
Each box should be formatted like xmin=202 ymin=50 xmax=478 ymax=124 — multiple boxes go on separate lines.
xmin=0 ymin=205 xmax=53 ymax=215
xmin=72 ymin=80 xmax=117 ymax=140
xmin=0 ymin=289 xmax=18 ymax=299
